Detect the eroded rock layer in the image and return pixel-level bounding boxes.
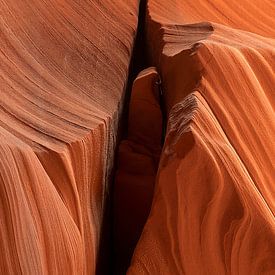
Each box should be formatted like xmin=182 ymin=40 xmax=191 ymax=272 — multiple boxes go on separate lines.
xmin=0 ymin=0 xmax=139 ymax=274
xmin=129 ymin=0 xmax=275 ymax=274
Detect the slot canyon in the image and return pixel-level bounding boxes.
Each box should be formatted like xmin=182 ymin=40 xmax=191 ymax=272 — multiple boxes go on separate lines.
xmin=0 ymin=0 xmax=274 ymax=274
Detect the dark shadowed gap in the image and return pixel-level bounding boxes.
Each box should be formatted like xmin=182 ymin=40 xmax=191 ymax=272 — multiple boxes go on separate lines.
xmin=110 ymin=0 xmax=149 ymax=274
xmin=120 ymin=0 xmax=149 ymax=140
xmin=96 ymin=0 xmax=149 ymax=274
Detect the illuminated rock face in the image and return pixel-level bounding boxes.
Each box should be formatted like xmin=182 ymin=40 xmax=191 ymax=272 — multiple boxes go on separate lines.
xmin=1 ymin=0 xmax=275 ymax=274
xmin=0 ymin=0 xmax=139 ymax=274
xmin=128 ymin=0 xmax=275 ymax=274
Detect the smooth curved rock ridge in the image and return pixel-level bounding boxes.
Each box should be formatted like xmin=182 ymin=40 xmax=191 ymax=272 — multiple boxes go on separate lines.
xmin=0 ymin=0 xmax=139 ymax=274
xmin=129 ymin=92 xmax=275 ymax=274
xmin=129 ymin=0 xmax=275 ymax=274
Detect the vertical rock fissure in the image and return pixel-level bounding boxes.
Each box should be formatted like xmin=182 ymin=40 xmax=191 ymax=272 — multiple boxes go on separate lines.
xmin=110 ymin=1 xmax=169 ymax=274
xmin=110 ymin=1 xmax=166 ymax=274
xmin=96 ymin=0 xmax=150 ymax=273
xmin=119 ymin=0 xmax=150 ymax=140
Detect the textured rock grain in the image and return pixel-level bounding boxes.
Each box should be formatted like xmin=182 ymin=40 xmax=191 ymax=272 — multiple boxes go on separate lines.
xmin=0 ymin=0 xmax=139 ymax=274
xmin=128 ymin=0 xmax=275 ymax=274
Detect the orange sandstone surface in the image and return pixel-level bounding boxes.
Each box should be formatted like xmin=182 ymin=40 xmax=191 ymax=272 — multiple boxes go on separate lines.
xmin=128 ymin=0 xmax=275 ymax=274
xmin=0 ymin=0 xmax=139 ymax=274
xmin=0 ymin=0 xmax=275 ymax=274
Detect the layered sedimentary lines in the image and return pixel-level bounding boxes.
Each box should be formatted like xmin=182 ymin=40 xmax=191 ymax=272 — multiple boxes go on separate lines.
xmin=0 ymin=0 xmax=139 ymax=274
xmin=1 ymin=0 xmax=275 ymax=274
xmin=129 ymin=0 xmax=275 ymax=274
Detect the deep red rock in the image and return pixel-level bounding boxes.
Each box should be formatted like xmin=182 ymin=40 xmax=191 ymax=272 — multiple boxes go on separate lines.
xmin=114 ymin=67 xmax=162 ymax=273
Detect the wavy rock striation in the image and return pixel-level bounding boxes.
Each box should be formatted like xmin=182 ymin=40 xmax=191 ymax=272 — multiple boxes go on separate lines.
xmin=0 ymin=0 xmax=139 ymax=274
xmin=128 ymin=0 xmax=275 ymax=274
xmin=1 ymin=0 xmax=275 ymax=274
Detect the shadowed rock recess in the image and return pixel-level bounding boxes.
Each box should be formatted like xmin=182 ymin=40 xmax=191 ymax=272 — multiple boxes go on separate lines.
xmin=0 ymin=0 xmax=274 ymax=275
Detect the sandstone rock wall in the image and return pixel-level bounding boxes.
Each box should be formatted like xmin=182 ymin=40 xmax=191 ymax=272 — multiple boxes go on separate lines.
xmin=128 ymin=1 xmax=275 ymax=274
xmin=0 ymin=0 xmax=139 ymax=273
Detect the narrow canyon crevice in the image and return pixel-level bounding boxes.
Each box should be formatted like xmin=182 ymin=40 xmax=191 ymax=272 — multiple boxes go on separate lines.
xmin=113 ymin=67 xmax=163 ymax=274
xmin=110 ymin=1 xmax=166 ymax=274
